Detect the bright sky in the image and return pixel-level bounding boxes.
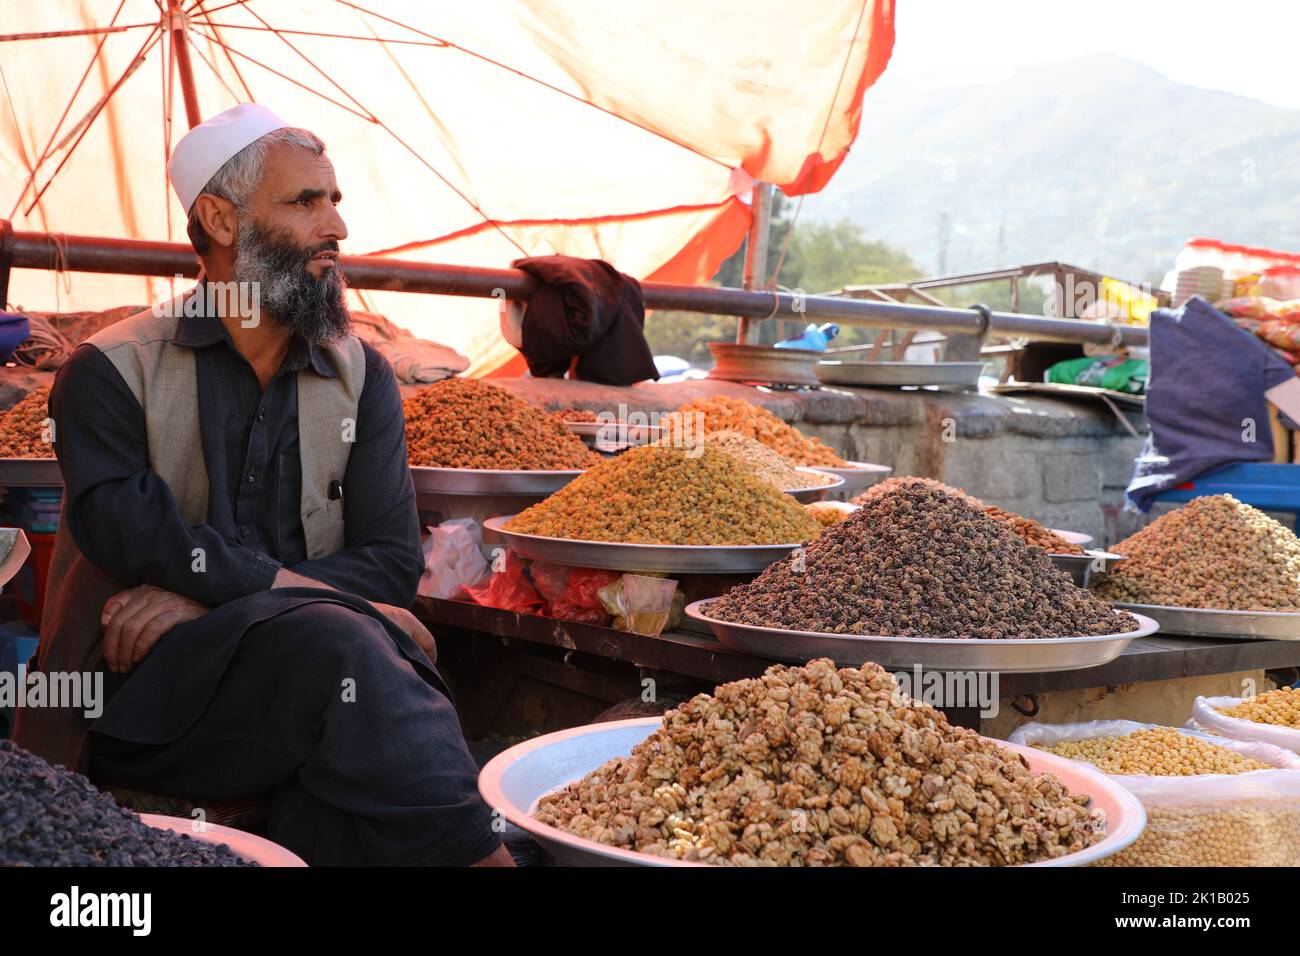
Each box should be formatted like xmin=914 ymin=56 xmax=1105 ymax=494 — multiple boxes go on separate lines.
xmin=890 ymin=0 xmax=1300 ymax=111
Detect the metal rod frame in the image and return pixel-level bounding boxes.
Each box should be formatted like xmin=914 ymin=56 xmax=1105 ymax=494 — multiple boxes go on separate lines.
xmin=1 ymin=225 xmax=1149 ymax=348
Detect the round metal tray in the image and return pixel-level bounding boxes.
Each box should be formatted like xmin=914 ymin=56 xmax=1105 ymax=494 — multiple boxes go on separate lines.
xmin=1048 ymin=550 xmax=1126 ymax=588
xmin=784 ymin=467 xmax=844 ymax=503
xmin=816 ymin=361 xmax=985 ymax=388
xmin=483 ymin=515 xmax=804 ymax=574
xmin=409 ymin=465 xmax=585 ymax=496
xmin=477 ymin=717 xmax=1147 ymax=867
xmin=685 ymin=600 xmax=1157 ymax=672
xmin=140 ymin=814 xmax=306 ymax=867
xmin=1050 ymin=529 xmax=1093 ymax=547
xmin=0 ymin=457 xmax=61 ymax=487
xmin=707 ymin=342 xmax=823 ymax=387
xmin=1109 ymin=602 xmax=1300 ymax=641
xmin=564 ymin=421 xmax=663 ymax=446
xmin=806 ymin=461 xmax=892 ymax=496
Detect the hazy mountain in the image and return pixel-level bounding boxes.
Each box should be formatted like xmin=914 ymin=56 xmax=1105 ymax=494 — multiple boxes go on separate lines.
xmin=803 ymin=53 xmax=1300 ymax=283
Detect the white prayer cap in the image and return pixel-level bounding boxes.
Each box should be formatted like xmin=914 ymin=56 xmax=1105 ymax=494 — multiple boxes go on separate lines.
xmin=167 ymin=103 xmax=290 ymax=212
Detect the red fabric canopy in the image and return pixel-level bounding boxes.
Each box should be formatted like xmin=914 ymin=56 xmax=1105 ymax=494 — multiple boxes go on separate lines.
xmin=0 ymin=0 xmax=894 ymax=373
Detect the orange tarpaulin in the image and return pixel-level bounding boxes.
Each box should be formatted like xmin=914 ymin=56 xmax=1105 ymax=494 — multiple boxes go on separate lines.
xmin=0 ymin=0 xmax=894 ymax=374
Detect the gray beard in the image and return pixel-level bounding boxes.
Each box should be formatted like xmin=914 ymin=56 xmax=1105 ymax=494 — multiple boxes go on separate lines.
xmin=231 ymin=220 xmax=351 ymax=346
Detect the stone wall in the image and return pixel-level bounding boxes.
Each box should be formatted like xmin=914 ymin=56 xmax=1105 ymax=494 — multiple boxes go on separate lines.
xmin=491 ymin=377 xmax=1151 ymax=547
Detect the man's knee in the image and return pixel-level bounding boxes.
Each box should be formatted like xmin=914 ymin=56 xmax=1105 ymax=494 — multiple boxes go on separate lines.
xmin=265 ymin=602 xmax=394 ymax=670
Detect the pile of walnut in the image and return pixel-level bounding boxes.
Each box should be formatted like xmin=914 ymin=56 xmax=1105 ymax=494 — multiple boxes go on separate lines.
xmin=535 ymin=659 xmax=1103 ymax=866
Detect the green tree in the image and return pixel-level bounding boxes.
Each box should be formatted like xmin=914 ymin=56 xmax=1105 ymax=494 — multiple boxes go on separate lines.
xmin=646 ymin=201 xmax=927 ymax=361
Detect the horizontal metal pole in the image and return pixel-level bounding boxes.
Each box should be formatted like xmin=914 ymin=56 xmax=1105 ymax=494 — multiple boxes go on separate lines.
xmin=5 ymin=226 xmax=1148 ymax=347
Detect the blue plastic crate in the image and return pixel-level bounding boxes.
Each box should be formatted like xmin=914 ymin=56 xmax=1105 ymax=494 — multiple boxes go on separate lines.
xmin=1153 ymin=463 xmax=1300 ymax=515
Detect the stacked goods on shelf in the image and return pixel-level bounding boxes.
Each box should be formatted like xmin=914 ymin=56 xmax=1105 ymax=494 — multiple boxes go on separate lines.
xmin=1093 ymin=495 xmax=1300 ymax=610
xmin=1215 ymin=296 xmax=1300 ymax=366
xmin=503 ymin=444 xmax=820 ymax=546
xmin=535 ymin=658 xmax=1103 ymax=866
xmin=0 ymin=386 xmax=54 ymax=458
xmin=403 ymin=378 xmax=600 ymax=469
xmin=672 ymin=396 xmax=848 ymax=467
xmin=706 ymin=483 xmax=1135 ymax=639
xmin=1012 ymin=720 xmax=1300 ymax=867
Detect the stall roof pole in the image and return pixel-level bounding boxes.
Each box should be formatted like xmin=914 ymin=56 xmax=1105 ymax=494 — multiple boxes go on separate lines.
xmin=737 ymin=181 xmax=772 ymax=345
xmin=0 ymin=225 xmax=1149 ymax=348
xmin=167 ymin=0 xmax=202 ymax=130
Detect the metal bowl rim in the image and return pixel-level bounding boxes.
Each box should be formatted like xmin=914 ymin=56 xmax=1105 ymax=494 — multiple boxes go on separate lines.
xmin=485 ymin=515 xmax=811 ymax=552
xmin=686 ymin=599 xmax=1158 ymax=645
xmin=409 ymin=465 xmax=587 ymax=476
xmin=784 ymin=468 xmax=844 ymax=494
xmin=1111 ymin=601 xmax=1300 ymax=619
xmin=477 ymin=717 xmax=1147 ymax=868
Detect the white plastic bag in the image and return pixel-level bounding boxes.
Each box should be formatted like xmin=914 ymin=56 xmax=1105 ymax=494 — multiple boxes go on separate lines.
xmin=1010 ymin=720 xmax=1300 ymax=866
xmin=418 ymin=519 xmax=490 ymax=600
xmin=1190 ymin=695 xmax=1300 ymax=754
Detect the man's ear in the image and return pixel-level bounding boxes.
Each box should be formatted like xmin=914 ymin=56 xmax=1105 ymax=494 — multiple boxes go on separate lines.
xmin=193 ymin=193 xmax=239 ymax=249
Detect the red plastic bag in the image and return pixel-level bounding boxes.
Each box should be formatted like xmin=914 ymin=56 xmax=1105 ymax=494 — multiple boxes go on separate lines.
xmin=529 ymin=561 xmax=573 ymax=605
xmin=548 ymin=567 xmax=619 ymax=626
xmin=464 ymin=550 xmax=545 ymax=614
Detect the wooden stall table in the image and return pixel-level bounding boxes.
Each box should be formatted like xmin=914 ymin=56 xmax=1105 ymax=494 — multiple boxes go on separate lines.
xmin=415 ymin=597 xmax=1300 ymax=737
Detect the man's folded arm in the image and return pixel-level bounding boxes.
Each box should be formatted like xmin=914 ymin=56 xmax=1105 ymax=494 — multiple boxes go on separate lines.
xmin=284 ymin=343 xmax=424 ymax=606
xmin=52 ymin=345 xmax=282 ymax=607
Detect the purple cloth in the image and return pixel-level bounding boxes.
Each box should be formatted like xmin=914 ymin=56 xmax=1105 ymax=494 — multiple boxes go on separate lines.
xmin=1127 ymin=296 xmax=1297 ymax=511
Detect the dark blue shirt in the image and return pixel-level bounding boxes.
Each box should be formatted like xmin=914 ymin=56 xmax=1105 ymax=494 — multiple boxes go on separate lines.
xmin=50 ymin=311 xmax=424 ymax=609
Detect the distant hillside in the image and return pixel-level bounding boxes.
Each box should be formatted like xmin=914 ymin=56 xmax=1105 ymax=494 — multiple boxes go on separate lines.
xmin=804 ymin=53 xmax=1300 ymax=282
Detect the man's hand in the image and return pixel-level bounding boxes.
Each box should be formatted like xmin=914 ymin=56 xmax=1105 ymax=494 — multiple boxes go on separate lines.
xmin=101 ymin=584 xmax=210 ymax=674
xmin=371 ymin=601 xmax=437 ymax=664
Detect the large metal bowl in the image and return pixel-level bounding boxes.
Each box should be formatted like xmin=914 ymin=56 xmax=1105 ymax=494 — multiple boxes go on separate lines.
xmin=477 ymin=717 xmax=1147 ymax=867
xmin=1109 ymin=602 xmax=1300 ymax=641
xmin=409 ymin=465 xmax=585 ymax=496
xmin=1050 ymin=529 xmax=1093 ymax=547
xmin=806 ymin=461 xmax=892 ymax=496
xmin=784 ymin=468 xmax=845 ymax=502
xmin=483 ymin=515 xmax=804 ymax=574
xmin=816 ymin=361 xmax=985 ymax=388
xmin=140 ymin=814 xmax=306 ymax=867
xmin=707 ymin=342 xmax=823 ymax=387
xmin=685 ymin=600 xmax=1158 ymax=673
xmin=1048 ymin=549 xmax=1126 ymax=587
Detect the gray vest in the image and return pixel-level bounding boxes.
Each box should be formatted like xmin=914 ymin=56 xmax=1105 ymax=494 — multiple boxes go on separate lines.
xmin=86 ymin=304 xmax=365 ymax=557
xmin=13 ymin=301 xmax=365 ymax=771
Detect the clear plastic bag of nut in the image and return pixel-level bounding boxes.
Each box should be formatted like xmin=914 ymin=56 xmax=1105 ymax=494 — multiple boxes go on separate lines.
xmin=1010 ymin=720 xmax=1300 ymax=867
xmin=1190 ymin=694 xmax=1300 ymax=755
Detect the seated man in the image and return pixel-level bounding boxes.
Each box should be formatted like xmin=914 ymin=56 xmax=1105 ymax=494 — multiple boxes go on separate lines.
xmin=13 ymin=103 xmax=508 ymax=867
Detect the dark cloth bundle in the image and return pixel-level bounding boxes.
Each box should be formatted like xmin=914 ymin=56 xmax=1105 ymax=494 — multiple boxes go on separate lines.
xmin=513 ymin=255 xmax=659 ymax=385
xmin=1127 ymin=296 xmax=1296 ymax=511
